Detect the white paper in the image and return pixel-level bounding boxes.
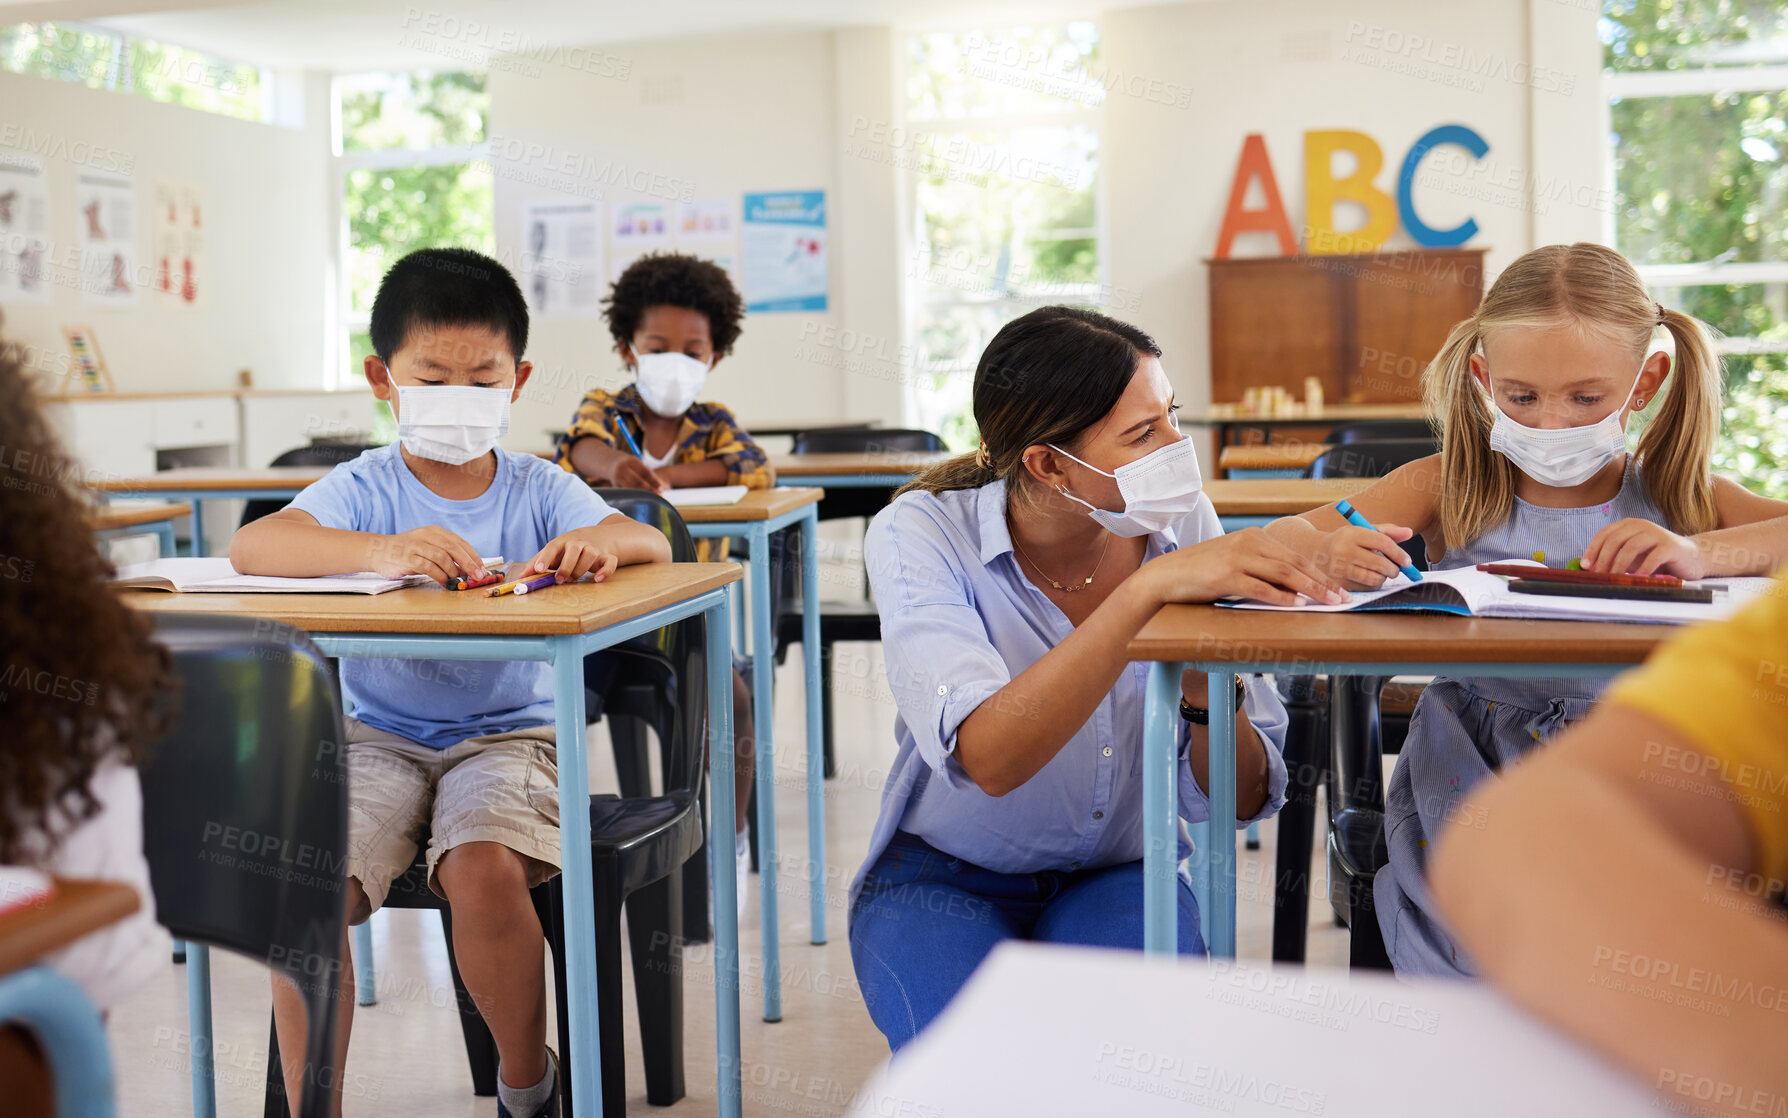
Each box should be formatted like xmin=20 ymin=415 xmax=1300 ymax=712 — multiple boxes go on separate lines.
xmin=76 ymin=171 xmax=137 ymax=306
xmin=151 ymin=181 xmax=203 ymax=306
xmin=0 ymin=153 xmax=50 ymax=304
xmin=663 ymin=484 xmax=748 ymax=507
xmin=521 ymin=199 xmax=601 ymax=319
xmin=112 ymin=556 xmax=504 ymax=594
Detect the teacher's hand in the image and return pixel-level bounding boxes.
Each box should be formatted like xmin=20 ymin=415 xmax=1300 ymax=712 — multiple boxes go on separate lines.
xmin=1140 ymin=527 xmax=1348 ymax=608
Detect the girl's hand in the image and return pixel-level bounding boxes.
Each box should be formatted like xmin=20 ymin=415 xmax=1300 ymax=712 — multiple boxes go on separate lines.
xmin=1142 ymin=527 xmax=1349 ymax=607
xmin=525 ymin=534 xmax=620 ymax=584
xmin=1581 ymin=518 xmax=1707 ymax=579
xmin=1314 ymin=522 xmax=1417 ymax=589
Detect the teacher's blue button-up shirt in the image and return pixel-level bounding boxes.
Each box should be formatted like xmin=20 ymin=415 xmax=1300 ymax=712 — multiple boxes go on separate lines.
xmin=853 ymin=478 xmax=1289 ymax=899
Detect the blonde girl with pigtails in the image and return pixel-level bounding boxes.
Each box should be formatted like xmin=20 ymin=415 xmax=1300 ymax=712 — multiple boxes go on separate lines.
xmin=1263 ymin=241 xmax=1788 ymax=976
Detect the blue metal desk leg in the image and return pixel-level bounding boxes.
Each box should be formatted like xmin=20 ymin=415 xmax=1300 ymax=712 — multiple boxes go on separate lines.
xmin=706 ymin=598 xmax=744 ymax=1118
xmin=187 ymin=942 xmax=215 ymax=1118
xmin=548 ymin=636 xmax=604 ymax=1117
xmin=1207 ymin=667 xmax=1239 ymax=958
xmin=1141 ymin=661 xmax=1180 ymax=955
xmin=799 ymin=506 xmax=826 ymax=945
xmin=354 ymin=921 xmax=377 ymax=1005
xmin=746 ymin=523 xmax=782 ymax=1022
xmin=0 ymin=968 xmax=117 ymax=1118
xmin=154 ymin=519 xmax=177 ymax=558
xmin=189 ymin=502 xmax=207 ymax=558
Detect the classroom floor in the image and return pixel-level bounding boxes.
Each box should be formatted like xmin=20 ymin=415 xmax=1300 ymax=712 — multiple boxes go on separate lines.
xmin=107 ymin=641 xmax=1352 ymax=1117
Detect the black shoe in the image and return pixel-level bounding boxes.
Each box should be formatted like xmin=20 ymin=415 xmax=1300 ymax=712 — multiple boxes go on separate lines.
xmin=495 ymin=1049 xmax=560 ymax=1118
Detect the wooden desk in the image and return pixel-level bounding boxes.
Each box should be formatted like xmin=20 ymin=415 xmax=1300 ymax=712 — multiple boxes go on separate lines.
xmin=771 ymin=451 xmax=951 ymax=487
xmin=0 ymin=879 xmax=140 ymax=977
xmin=1216 ymin=443 xmax=1329 ymax=478
xmin=675 ymin=486 xmax=822 ymax=522
xmin=1205 ymin=478 xmax=1371 ymax=525
xmin=1123 ymin=605 xmax=1668 ymax=958
xmin=1182 ymin=402 xmax=1427 ymax=430
xmin=741 ymin=419 xmax=877 ymax=438
xmin=92 ymin=467 xmax=330 ymax=558
xmin=124 ymin=562 xmax=753 ymax=1116
xmin=89 ymin=501 xmax=190 ymax=557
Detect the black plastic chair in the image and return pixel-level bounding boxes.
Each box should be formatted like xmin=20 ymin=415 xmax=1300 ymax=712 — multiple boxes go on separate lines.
xmin=239 ymin=441 xmax=378 ymax=527
xmin=140 ymin=613 xmax=348 ymax=1118
xmin=266 ymin=488 xmax=712 ymax=1117
xmin=771 ymin=428 xmax=945 ymax=773
xmin=1306 ymin=438 xmax=1438 ymax=480
xmin=1324 ymin=419 xmax=1435 ymax=444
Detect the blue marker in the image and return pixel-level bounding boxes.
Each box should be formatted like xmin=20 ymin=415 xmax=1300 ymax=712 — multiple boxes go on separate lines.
xmin=1335 ymin=499 xmax=1423 ymax=583
xmin=614 ymin=416 xmax=645 ymax=458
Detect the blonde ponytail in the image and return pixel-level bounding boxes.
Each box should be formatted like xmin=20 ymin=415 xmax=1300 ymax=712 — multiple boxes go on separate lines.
xmin=1637 ymin=307 xmax=1722 ymax=535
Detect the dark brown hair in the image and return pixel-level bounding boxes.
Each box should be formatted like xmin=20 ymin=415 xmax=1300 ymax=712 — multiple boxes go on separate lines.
xmin=0 ymin=327 xmax=174 ymax=862
xmin=900 ymin=305 xmax=1162 ymax=504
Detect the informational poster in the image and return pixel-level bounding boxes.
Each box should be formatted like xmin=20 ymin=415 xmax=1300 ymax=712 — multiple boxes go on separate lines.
xmin=0 ymin=153 xmax=50 ymax=304
xmin=675 ymin=197 xmax=736 ymax=242
xmin=521 ymin=199 xmax=601 ymax=319
xmin=76 ymin=171 xmax=137 ymax=306
xmin=741 ymin=190 xmax=827 ymax=313
xmin=612 ymin=201 xmax=669 ymax=245
xmin=152 ymin=181 xmax=204 ymax=306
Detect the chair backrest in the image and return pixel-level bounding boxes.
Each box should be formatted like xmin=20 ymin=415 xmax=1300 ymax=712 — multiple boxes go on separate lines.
xmin=240 ymin=442 xmax=378 ymax=528
xmin=138 ymin=613 xmax=346 ymax=1118
xmin=1306 ymin=438 xmax=1438 ymax=480
xmin=788 ymin=428 xmax=944 ymax=455
xmin=1325 ymin=419 xmax=1434 ymax=444
xmin=590 ymin=487 xmax=710 ymax=795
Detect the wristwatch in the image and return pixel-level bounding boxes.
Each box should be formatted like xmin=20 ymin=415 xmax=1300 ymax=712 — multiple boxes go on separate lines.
xmin=1180 ymin=674 xmax=1247 ymax=726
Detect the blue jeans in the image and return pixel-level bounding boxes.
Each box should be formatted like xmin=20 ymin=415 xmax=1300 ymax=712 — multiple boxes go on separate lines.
xmin=848 ymin=831 xmax=1205 ymax=1050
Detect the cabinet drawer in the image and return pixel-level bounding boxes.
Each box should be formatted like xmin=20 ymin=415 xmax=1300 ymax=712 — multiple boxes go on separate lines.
xmin=150 ymin=397 xmax=238 ymax=450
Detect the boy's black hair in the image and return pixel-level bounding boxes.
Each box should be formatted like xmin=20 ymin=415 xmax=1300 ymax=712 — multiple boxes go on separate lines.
xmin=368 ymin=247 xmax=529 ymax=364
xmin=603 ymin=252 xmax=744 ymax=355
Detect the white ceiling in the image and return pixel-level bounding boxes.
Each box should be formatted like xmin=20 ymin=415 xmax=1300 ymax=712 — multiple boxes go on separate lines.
xmin=13 ymin=0 xmax=1184 ymax=72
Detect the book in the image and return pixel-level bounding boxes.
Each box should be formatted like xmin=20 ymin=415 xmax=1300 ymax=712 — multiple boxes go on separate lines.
xmin=112 ymin=556 xmax=504 ymax=595
xmin=663 ymin=485 xmax=749 ymax=508
xmin=1221 ymin=561 xmax=1775 ymax=625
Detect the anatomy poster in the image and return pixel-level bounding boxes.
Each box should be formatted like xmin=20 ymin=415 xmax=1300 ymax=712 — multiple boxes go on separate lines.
xmin=153 ymin=181 xmax=204 ymax=306
xmin=521 ymin=199 xmax=601 ymax=318
xmin=76 ymin=171 xmax=137 ymax=306
xmin=0 ymin=153 xmax=50 ymax=304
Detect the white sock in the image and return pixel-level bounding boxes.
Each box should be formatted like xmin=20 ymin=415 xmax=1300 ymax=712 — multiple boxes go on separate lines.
xmin=497 ymin=1052 xmax=555 ymax=1117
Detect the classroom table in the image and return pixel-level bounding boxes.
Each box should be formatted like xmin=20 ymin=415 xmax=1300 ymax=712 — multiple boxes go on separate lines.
xmin=1125 ymin=605 xmax=1674 ymax=958
xmin=1204 ymin=477 xmax=1371 ymax=529
xmin=123 ymin=563 xmax=752 ymax=1118
xmin=90 ymin=501 xmax=191 ymax=557
xmin=679 ymin=487 xmax=826 ymax=1022
xmin=770 ymin=450 xmax=952 ymax=488
xmin=0 ymin=878 xmax=140 ymax=1118
xmin=1216 ymin=443 xmax=1330 ymax=479
xmin=91 ymin=467 xmax=330 ymax=557
xmin=1180 ymin=402 xmax=1427 ymax=446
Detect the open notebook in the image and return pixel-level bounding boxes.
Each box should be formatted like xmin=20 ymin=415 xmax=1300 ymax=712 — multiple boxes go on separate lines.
xmin=1222 ymin=562 xmax=1775 ymax=625
xmin=113 ymin=556 xmax=504 ymax=595
xmin=663 ymin=485 xmax=748 ymax=508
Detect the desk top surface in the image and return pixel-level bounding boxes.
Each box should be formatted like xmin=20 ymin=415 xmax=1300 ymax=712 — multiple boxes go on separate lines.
xmin=1204 ymin=478 xmax=1371 ymax=516
xmin=676 ymin=486 xmax=821 ymax=522
xmin=0 ymin=879 xmax=140 ymax=977
xmin=1181 ymin=403 xmax=1427 ymax=426
xmin=92 ymin=466 xmax=332 ymax=493
xmin=1217 ymin=444 xmax=1330 ymax=470
xmin=1127 ymin=602 xmax=1674 ymax=664
xmin=770 ymin=451 xmax=952 ymax=477
xmin=121 ymin=562 xmax=740 ymax=636
xmin=88 ymin=502 xmax=191 ymax=530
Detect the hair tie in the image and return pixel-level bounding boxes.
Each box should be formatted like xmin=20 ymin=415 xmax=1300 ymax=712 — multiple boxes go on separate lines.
xmin=974 ymin=441 xmax=994 ymax=470
xmin=1656 ymin=302 xmax=1667 ymax=325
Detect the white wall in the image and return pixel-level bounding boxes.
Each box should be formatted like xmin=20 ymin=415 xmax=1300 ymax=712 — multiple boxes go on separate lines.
xmin=1102 ymin=0 xmax=1605 ymax=413
xmin=0 ymin=69 xmax=332 ymax=393
xmin=489 ymin=28 xmax=908 ymax=447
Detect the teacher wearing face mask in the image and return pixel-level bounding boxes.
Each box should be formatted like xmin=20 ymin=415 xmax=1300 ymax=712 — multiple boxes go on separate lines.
xmin=849 ymin=306 xmax=1349 ymax=1051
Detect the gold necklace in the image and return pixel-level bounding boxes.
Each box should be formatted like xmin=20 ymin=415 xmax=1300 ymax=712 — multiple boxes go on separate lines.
xmin=1011 ymin=529 xmax=1113 ymax=593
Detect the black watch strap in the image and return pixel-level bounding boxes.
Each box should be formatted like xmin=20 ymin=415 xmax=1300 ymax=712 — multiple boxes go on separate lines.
xmin=1180 ymin=674 xmax=1246 ymax=725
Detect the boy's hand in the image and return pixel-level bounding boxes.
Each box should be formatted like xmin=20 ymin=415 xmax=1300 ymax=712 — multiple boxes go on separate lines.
xmin=610 ymin=456 xmax=666 ymax=494
xmin=1315 ymin=522 xmax=1417 ymax=589
xmin=368 ymin=527 xmax=484 ymax=586
xmin=1581 ymin=518 xmax=1707 ymax=579
xmin=525 ymin=534 xmax=620 ymax=584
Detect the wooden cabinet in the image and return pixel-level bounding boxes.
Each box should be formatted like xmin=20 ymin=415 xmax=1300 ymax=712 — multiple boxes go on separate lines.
xmin=1208 ymin=248 xmax=1484 ymax=408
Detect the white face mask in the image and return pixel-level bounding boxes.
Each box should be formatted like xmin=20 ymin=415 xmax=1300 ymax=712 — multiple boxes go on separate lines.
xmin=1049 ymin=434 xmax=1205 ymax=538
xmin=1486 ymin=364 xmax=1643 ymax=488
xmin=634 ymin=351 xmax=710 ymax=417
xmin=396 ymin=385 xmax=511 ymax=465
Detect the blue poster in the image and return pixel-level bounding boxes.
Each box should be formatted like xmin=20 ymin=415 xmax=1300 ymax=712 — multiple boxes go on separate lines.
xmin=741 ymin=190 xmax=827 ymax=313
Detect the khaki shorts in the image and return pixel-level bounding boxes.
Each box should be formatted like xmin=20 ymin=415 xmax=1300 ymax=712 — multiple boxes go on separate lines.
xmin=344 ymin=717 xmax=561 ymax=916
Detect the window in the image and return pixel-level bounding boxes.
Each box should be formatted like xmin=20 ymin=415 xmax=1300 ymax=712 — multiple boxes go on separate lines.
xmin=0 ymin=21 xmax=269 ymax=122
xmin=904 ymin=23 xmax=1106 ymax=449
xmin=333 ymin=71 xmax=492 ymax=392
xmin=1605 ymin=0 xmax=1788 ymax=497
